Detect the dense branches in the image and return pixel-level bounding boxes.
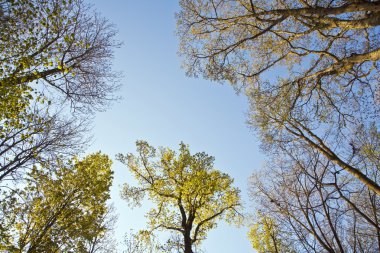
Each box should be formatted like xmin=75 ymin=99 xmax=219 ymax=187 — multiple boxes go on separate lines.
xmin=0 ymin=106 xmax=88 ymax=182
xmin=0 ymin=153 xmax=114 ymax=252
xmin=177 ymin=0 xmax=380 ymax=194
xmin=178 ymin=0 xmax=380 ymax=87
xmin=0 ymin=0 xmax=120 ymax=112
xmin=249 ymin=143 xmax=380 ymax=252
xmin=0 ymin=1 xmax=119 ymax=251
xmin=0 ymin=0 xmax=120 ymax=184
xmin=177 ymin=1 xmax=380 ymax=250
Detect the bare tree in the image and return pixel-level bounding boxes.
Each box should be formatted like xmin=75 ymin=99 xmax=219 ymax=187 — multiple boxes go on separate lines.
xmin=250 ymin=143 xmax=380 ymax=252
xmin=0 ymin=105 xmax=88 ymax=184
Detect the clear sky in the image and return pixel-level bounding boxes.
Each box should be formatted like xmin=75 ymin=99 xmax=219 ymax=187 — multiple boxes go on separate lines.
xmin=89 ymin=1 xmax=264 ymax=252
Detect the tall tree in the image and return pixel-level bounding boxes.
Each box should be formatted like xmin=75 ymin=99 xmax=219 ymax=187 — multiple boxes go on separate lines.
xmin=117 ymin=141 xmax=242 ymax=253
xmin=177 ymin=0 xmax=380 ymax=194
xmin=0 ymin=0 xmax=120 ymax=112
xmin=0 ymin=0 xmax=120 ymax=184
xmin=0 ymin=152 xmax=114 ymax=253
xmin=249 ymin=144 xmax=380 ymax=252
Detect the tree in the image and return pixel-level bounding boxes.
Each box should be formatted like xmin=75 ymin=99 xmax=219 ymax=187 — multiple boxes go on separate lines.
xmin=117 ymin=141 xmax=242 ymax=253
xmin=177 ymin=0 xmax=380 ymax=194
xmin=249 ymin=144 xmax=380 ymax=252
xmin=0 ymin=152 xmax=115 ymax=253
xmin=248 ymin=212 xmax=294 ymax=253
xmin=0 ymin=107 xmax=88 ymax=182
xmin=0 ymin=0 xmax=120 ymax=184
xmin=85 ymin=205 xmax=118 ymax=253
xmin=0 ymin=0 xmax=120 ymax=113
xmin=0 ymin=2 xmax=119 ymax=251
xmin=123 ymin=230 xmax=161 ymax=253
xmin=177 ymin=0 xmax=380 ymax=90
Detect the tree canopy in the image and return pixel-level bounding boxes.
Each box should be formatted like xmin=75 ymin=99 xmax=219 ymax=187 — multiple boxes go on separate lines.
xmin=0 ymin=1 xmax=120 ymax=251
xmin=177 ymin=0 xmax=380 ymax=195
xmin=0 ymin=0 xmax=120 ymax=112
xmin=0 ymin=0 xmax=120 ymax=184
xmin=3 ymin=0 xmax=380 ymax=251
xmin=117 ymin=141 xmax=242 ymax=253
xmin=177 ymin=0 xmax=380 ymax=250
xmin=0 ymin=152 xmax=114 ymax=253
xmin=177 ymin=0 xmax=380 ymax=89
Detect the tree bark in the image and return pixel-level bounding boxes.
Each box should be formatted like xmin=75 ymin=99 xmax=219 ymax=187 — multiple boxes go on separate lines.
xmin=184 ymin=230 xmax=193 ymax=253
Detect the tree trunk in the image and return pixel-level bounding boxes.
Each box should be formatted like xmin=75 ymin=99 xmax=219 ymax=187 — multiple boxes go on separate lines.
xmin=184 ymin=230 xmax=193 ymax=253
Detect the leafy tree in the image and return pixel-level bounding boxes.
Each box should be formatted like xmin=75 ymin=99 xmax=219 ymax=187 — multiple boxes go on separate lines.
xmin=86 ymin=204 xmax=118 ymax=253
xmin=0 ymin=2 xmax=119 ymax=251
xmin=0 ymin=0 xmax=120 ymax=183
xmin=0 ymin=152 xmax=114 ymax=253
xmin=117 ymin=141 xmax=242 ymax=253
xmin=248 ymin=213 xmax=293 ymax=253
xmin=0 ymin=0 xmax=120 ymax=113
xmin=177 ymin=0 xmax=380 ymax=195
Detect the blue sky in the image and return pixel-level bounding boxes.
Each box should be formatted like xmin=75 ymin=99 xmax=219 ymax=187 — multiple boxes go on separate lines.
xmin=89 ymin=1 xmax=264 ymax=252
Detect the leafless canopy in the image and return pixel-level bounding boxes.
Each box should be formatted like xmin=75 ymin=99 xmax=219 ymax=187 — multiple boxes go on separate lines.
xmin=0 ymin=105 xmax=88 ymax=183
xmin=250 ymin=143 xmax=380 ymax=252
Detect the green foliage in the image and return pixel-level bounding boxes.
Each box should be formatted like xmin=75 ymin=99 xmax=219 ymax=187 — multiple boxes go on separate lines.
xmin=0 ymin=0 xmax=119 ymax=183
xmin=1 ymin=0 xmax=118 ymax=117
xmin=0 ymin=1 xmax=118 ymax=251
xmin=1 ymin=0 xmax=65 ymax=126
xmin=0 ymin=152 xmax=114 ymax=252
xmin=117 ymin=141 xmax=242 ymax=252
xmin=248 ymin=213 xmax=293 ymax=253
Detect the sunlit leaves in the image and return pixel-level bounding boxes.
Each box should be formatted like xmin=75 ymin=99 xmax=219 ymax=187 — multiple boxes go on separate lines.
xmin=117 ymin=141 xmax=242 ymax=251
xmin=0 ymin=152 xmax=113 ymax=252
xmin=248 ymin=213 xmax=293 ymax=253
xmin=0 ymin=0 xmax=120 ymax=185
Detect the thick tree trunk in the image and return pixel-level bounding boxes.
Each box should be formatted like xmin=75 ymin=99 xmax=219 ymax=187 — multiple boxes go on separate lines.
xmin=184 ymin=231 xmax=193 ymax=253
